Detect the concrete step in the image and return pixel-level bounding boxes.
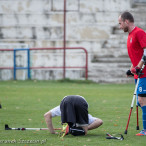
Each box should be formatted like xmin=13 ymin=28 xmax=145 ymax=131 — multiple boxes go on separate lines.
xmin=92 ymin=50 xmax=130 ymax=60
xmin=102 ymin=35 xmax=127 ymax=48
xmin=88 ymin=61 xmax=132 ymax=83
xmin=88 ymin=76 xmax=134 ymax=83
xmin=89 ymin=62 xmax=131 ymax=73
xmin=91 ymin=57 xmax=131 ymax=63
xmin=132 ymin=1 xmax=146 ymax=9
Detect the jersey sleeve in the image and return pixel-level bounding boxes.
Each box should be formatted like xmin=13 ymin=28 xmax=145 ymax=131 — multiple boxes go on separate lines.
xmin=137 ymin=30 xmax=146 ymax=49
xmin=88 ymin=114 xmax=97 ymax=124
xmin=50 ymin=105 xmax=61 ymax=117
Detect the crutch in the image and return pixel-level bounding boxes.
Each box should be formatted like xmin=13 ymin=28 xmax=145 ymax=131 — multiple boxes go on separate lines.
xmin=124 ymin=64 xmax=145 ymax=134
xmin=136 ymin=92 xmax=139 ymax=130
xmin=5 ymin=124 xmax=61 ymax=131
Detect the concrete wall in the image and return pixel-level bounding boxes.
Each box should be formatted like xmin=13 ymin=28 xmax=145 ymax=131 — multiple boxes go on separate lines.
xmin=0 ymin=0 xmax=146 ymax=82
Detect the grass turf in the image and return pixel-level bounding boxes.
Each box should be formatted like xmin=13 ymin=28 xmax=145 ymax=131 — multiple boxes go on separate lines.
xmin=0 ymin=80 xmax=145 ymax=146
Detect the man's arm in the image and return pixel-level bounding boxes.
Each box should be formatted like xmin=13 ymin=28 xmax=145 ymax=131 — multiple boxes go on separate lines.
xmin=88 ymin=118 xmax=103 ymax=130
xmin=44 ymin=111 xmax=56 ymax=134
xmin=131 ymin=48 xmax=146 ymax=74
xmin=130 ymin=64 xmax=134 ymax=71
xmin=137 ymin=60 xmax=144 ymax=68
xmin=139 ymin=47 xmax=146 ymax=67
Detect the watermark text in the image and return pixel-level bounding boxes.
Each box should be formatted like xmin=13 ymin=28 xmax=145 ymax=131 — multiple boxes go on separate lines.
xmin=0 ymin=139 xmax=47 ymax=144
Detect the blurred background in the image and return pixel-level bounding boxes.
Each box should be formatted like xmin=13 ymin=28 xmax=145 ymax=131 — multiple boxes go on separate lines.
xmin=0 ymin=0 xmax=146 ymax=83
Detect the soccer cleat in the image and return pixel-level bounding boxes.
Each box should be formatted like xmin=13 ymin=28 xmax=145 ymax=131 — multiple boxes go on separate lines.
xmin=136 ymin=129 xmax=146 ymax=136
xmin=59 ymin=123 xmax=69 ymax=137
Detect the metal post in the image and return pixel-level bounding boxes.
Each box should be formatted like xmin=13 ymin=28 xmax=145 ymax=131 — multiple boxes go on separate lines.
xmin=13 ymin=49 xmax=16 ymax=80
xmin=63 ymin=0 xmax=66 ymax=79
xmin=27 ymin=48 xmax=30 ymax=79
xmin=85 ymin=51 xmax=88 ymax=80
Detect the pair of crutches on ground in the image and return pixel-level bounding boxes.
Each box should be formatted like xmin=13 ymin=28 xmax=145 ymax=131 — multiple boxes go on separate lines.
xmin=124 ymin=64 xmax=145 ymax=134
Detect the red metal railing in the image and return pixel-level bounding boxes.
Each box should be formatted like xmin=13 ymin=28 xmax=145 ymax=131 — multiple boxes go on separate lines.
xmin=0 ymin=47 xmax=88 ymax=80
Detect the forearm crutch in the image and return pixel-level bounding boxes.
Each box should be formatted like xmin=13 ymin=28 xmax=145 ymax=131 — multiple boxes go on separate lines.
xmin=5 ymin=124 xmax=61 ymax=131
xmin=124 ymin=64 xmax=145 ymax=134
xmin=136 ymin=93 xmax=139 ymax=130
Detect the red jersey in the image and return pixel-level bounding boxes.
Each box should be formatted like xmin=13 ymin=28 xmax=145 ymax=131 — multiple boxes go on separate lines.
xmin=127 ymin=27 xmax=146 ymax=79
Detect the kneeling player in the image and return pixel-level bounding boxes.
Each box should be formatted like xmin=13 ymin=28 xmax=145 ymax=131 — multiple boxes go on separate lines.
xmin=44 ymin=95 xmax=103 ymax=136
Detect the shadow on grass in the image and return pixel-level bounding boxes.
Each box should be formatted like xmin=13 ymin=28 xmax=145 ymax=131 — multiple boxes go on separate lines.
xmin=58 ymin=78 xmax=96 ymax=84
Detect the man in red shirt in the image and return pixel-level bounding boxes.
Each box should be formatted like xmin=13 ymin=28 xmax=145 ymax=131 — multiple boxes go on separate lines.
xmin=118 ymin=11 xmax=146 ymax=136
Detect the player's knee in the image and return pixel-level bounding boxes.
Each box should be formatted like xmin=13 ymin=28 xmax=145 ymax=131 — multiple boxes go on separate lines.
xmin=138 ymin=97 xmax=144 ymax=106
xmin=137 ymin=101 xmax=141 ymax=107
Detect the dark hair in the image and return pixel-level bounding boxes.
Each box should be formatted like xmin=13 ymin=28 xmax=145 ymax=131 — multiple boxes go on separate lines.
xmin=121 ymin=11 xmax=134 ymax=22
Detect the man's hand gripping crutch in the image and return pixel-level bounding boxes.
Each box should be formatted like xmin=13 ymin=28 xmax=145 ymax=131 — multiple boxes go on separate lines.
xmin=124 ymin=60 xmax=146 ymax=134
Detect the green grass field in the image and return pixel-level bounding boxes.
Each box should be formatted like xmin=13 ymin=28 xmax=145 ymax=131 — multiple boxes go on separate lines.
xmin=0 ymin=80 xmax=145 ymax=146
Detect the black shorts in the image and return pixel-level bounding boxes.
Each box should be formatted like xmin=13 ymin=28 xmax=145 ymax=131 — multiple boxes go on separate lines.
xmin=60 ymin=95 xmax=88 ymax=125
